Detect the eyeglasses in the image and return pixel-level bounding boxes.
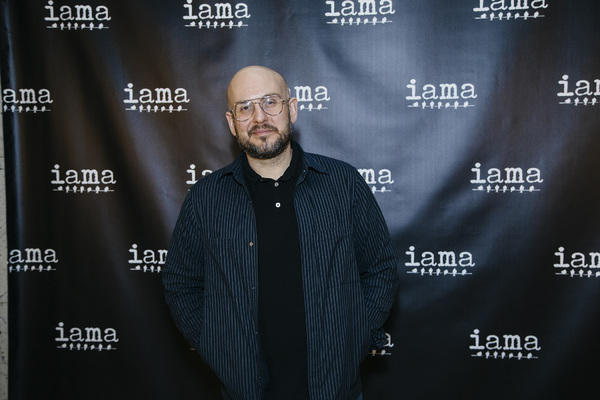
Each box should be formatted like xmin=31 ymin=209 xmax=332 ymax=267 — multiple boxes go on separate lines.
xmin=229 ymin=94 xmax=289 ymax=122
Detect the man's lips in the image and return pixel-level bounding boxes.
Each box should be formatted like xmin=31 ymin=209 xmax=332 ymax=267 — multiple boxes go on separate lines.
xmin=250 ymin=125 xmax=278 ymax=136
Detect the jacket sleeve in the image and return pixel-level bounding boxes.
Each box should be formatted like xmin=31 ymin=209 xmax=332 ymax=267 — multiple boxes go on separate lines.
xmin=352 ymin=171 xmax=398 ymax=350
xmin=162 ymin=192 xmax=205 ymax=350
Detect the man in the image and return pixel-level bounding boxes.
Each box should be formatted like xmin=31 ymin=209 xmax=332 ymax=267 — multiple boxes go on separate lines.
xmin=163 ymin=66 xmax=398 ymax=400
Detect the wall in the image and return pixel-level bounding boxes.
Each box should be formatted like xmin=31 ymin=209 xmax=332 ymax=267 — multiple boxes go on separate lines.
xmin=2 ymin=1 xmax=600 ymax=399
xmin=0 ymin=109 xmax=7 ymax=399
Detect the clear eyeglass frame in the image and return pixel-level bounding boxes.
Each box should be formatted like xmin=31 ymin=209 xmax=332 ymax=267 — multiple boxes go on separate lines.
xmin=230 ymin=94 xmax=289 ymax=122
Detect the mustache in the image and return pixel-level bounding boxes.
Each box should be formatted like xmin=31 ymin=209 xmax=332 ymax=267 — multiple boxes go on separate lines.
xmin=249 ymin=124 xmax=279 ymax=135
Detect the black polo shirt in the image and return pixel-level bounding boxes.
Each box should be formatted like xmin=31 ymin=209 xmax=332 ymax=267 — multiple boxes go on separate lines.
xmin=242 ymin=144 xmax=309 ymax=400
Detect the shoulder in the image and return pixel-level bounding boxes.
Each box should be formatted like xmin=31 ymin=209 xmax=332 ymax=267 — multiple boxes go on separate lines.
xmin=188 ymin=156 xmax=243 ymax=194
xmin=303 ymin=151 xmax=359 ymax=178
xmin=301 ymin=150 xmax=373 ymax=200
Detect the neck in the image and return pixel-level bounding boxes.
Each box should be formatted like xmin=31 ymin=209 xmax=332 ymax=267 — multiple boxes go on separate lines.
xmin=246 ymin=144 xmax=293 ymax=180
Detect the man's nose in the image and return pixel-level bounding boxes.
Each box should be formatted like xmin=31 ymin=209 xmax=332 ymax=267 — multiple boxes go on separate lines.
xmin=252 ymin=103 xmax=268 ymax=123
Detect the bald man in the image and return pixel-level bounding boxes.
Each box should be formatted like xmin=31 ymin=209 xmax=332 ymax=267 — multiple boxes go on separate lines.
xmin=163 ymin=66 xmax=397 ymax=400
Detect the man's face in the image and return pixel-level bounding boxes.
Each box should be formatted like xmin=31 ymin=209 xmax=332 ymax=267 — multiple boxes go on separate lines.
xmin=226 ymin=67 xmax=298 ymax=160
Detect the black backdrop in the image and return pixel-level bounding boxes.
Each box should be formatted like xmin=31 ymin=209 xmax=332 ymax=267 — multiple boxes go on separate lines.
xmin=2 ymin=0 xmax=600 ymax=399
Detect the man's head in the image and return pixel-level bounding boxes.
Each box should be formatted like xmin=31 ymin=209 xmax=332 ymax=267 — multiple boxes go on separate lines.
xmin=225 ymin=66 xmax=298 ymax=160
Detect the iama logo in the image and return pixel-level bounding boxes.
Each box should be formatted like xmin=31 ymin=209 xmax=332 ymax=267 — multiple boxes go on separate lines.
xmin=294 ymin=85 xmax=330 ymax=112
xmin=124 ymin=83 xmax=190 ymax=113
xmin=473 ymin=0 xmax=547 ymax=21
xmin=45 ymin=0 xmax=111 ymax=30
xmin=325 ymin=0 xmax=395 ymax=26
xmin=56 ymin=322 xmax=119 ymax=351
xmin=405 ymin=246 xmax=475 ymax=277
xmin=357 ymin=168 xmax=394 ymax=194
xmin=470 ymin=163 xmax=543 ymax=193
xmin=554 ymin=247 xmax=600 ymax=278
xmin=557 ymin=75 xmax=599 ymax=106
xmin=8 ymin=248 xmax=59 ymax=273
xmin=470 ymin=329 xmax=541 ymax=360
xmin=183 ymin=1 xmax=251 ymax=29
xmin=51 ymin=164 xmax=116 ymax=194
xmin=129 ymin=244 xmax=167 ymax=273
xmin=2 ymin=88 xmax=52 ymax=113
xmin=406 ymin=79 xmax=477 ymax=110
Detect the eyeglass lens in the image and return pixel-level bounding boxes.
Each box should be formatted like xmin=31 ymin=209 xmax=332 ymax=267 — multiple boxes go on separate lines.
xmin=234 ymin=96 xmax=284 ymax=120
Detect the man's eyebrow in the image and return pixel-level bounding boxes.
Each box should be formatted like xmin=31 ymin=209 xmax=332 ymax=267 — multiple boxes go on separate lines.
xmin=235 ymin=93 xmax=280 ymax=104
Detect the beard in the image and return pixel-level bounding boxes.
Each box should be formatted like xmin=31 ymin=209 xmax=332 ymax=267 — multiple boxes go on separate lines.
xmin=234 ymin=114 xmax=293 ymax=160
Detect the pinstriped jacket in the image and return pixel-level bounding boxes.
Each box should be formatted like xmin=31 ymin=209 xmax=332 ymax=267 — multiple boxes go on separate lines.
xmin=163 ymin=143 xmax=398 ymax=400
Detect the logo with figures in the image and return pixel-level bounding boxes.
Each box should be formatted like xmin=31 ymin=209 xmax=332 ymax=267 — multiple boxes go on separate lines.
xmin=473 ymin=0 xmax=547 ymax=21
xmin=405 ymin=246 xmax=475 ymax=277
xmin=470 ymin=163 xmax=542 ymax=193
xmin=554 ymin=247 xmax=600 ymax=278
xmin=407 ymin=79 xmax=477 ymax=109
xmin=51 ymin=164 xmax=117 ymax=194
xmin=470 ymin=329 xmax=541 ymax=360
xmin=129 ymin=244 xmax=167 ymax=273
xmin=8 ymin=248 xmax=59 ymax=273
xmin=557 ymin=75 xmax=599 ymax=106
xmin=294 ymin=85 xmax=330 ymax=112
xmin=183 ymin=1 xmax=251 ymax=29
xmin=56 ymin=322 xmax=119 ymax=351
xmin=2 ymin=88 xmax=52 ymax=113
xmin=124 ymin=83 xmax=190 ymax=113
xmin=358 ymin=168 xmax=394 ymax=194
xmin=45 ymin=0 xmax=111 ymax=30
xmin=325 ymin=0 xmax=395 ymax=26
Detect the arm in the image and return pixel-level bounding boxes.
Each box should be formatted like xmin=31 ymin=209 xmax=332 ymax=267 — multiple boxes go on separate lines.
xmin=352 ymin=172 xmax=398 ymax=349
xmin=162 ymin=195 xmax=205 ymax=349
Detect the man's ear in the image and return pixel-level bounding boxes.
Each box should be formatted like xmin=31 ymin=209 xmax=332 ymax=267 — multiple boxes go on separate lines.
xmin=288 ymin=97 xmax=298 ymax=124
xmin=225 ymin=111 xmax=237 ymax=137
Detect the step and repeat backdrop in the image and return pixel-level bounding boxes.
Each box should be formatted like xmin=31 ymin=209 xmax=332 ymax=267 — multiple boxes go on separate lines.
xmin=2 ymin=0 xmax=600 ymax=399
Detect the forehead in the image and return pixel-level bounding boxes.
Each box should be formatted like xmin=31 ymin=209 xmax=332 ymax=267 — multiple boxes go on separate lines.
xmin=228 ymin=68 xmax=286 ymax=103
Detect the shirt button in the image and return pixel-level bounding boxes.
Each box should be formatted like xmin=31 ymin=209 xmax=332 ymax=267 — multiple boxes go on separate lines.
xmin=249 ymin=242 xmax=254 ymax=246
xmin=274 ymin=182 xmax=279 ymax=187
xmin=275 ymin=202 xmax=281 ymax=208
